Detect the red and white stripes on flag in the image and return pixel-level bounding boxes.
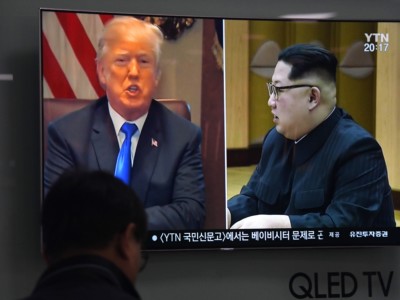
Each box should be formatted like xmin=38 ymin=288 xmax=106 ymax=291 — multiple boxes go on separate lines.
xmin=41 ymin=11 xmax=114 ymax=100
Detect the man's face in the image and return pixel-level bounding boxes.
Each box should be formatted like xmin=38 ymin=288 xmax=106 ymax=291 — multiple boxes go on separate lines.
xmin=268 ymin=61 xmax=312 ymax=140
xmin=97 ymin=27 xmax=159 ymax=121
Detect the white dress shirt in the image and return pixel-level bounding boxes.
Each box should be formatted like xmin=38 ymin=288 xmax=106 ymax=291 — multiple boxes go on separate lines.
xmin=108 ymin=103 xmax=148 ymax=166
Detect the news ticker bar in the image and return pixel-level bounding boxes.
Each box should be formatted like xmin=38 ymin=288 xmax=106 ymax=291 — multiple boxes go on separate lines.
xmin=144 ymin=228 xmax=400 ymax=250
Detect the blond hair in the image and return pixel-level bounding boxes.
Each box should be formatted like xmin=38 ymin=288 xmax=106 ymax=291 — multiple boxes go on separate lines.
xmin=96 ymin=16 xmax=164 ymax=66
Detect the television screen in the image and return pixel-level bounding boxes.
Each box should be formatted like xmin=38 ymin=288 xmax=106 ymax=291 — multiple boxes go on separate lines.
xmin=40 ymin=8 xmax=400 ymax=250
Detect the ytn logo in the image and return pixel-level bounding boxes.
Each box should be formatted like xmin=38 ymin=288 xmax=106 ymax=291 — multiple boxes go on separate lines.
xmin=364 ymin=33 xmax=389 ymax=43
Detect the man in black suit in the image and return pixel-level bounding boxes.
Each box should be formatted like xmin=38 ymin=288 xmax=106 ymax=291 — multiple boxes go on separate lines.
xmin=25 ymin=170 xmax=146 ymax=300
xmin=44 ymin=17 xmax=205 ymax=230
xmin=228 ymin=44 xmax=395 ymax=229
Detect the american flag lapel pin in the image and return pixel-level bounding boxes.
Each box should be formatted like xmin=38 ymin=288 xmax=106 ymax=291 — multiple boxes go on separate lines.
xmin=151 ymin=138 xmax=158 ymax=148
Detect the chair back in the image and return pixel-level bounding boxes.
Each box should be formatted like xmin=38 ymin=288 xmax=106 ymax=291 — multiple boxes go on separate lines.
xmin=42 ymin=98 xmax=191 ymax=158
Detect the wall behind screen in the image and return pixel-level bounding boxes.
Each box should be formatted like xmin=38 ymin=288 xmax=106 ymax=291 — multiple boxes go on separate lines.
xmin=1 ymin=0 xmax=400 ymax=299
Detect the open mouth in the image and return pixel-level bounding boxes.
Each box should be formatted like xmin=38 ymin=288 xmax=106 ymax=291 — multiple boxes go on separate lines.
xmin=127 ymin=85 xmax=139 ymax=94
xmin=126 ymin=85 xmax=140 ymax=96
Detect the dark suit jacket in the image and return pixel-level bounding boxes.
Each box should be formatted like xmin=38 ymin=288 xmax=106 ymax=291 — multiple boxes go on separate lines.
xmin=228 ymin=107 xmax=395 ymax=228
xmin=24 ymin=255 xmax=141 ymax=300
xmin=44 ymin=97 xmax=205 ymax=230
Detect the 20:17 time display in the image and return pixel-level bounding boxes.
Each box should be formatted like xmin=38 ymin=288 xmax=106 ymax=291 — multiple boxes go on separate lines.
xmin=364 ymin=42 xmax=389 ymax=52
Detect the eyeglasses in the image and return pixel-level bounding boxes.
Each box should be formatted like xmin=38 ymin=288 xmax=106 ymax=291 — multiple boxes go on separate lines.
xmin=267 ymin=82 xmax=315 ymax=101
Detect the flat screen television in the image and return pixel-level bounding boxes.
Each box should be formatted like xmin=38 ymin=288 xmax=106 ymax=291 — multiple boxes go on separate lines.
xmin=40 ymin=8 xmax=400 ymax=250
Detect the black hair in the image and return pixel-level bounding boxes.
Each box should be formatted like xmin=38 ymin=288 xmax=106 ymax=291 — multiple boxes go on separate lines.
xmin=278 ymin=44 xmax=338 ymax=83
xmin=42 ymin=170 xmax=147 ymax=260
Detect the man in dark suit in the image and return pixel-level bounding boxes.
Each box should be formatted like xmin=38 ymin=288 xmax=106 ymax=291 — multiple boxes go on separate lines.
xmin=44 ymin=17 xmax=205 ymax=230
xmin=228 ymin=44 xmax=395 ymax=229
xmin=26 ymin=170 xmax=146 ymax=300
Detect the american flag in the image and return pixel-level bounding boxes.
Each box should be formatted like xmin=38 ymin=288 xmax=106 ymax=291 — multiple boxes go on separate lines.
xmin=41 ymin=11 xmax=114 ymax=100
xmin=151 ymin=138 xmax=159 ymax=147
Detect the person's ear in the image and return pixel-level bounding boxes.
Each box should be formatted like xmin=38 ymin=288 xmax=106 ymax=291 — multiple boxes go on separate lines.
xmin=155 ymin=68 xmax=161 ymax=87
xmin=116 ymin=223 xmax=137 ymax=260
xmin=96 ymin=60 xmax=107 ymax=89
xmin=42 ymin=249 xmax=50 ymax=265
xmin=308 ymin=86 xmax=321 ymax=111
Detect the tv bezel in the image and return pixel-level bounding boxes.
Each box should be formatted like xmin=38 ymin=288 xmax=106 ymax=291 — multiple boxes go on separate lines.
xmin=39 ymin=8 xmax=400 ymax=251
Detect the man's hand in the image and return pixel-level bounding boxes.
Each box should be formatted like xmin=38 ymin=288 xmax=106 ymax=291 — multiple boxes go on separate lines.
xmin=230 ymin=214 xmax=292 ymax=229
